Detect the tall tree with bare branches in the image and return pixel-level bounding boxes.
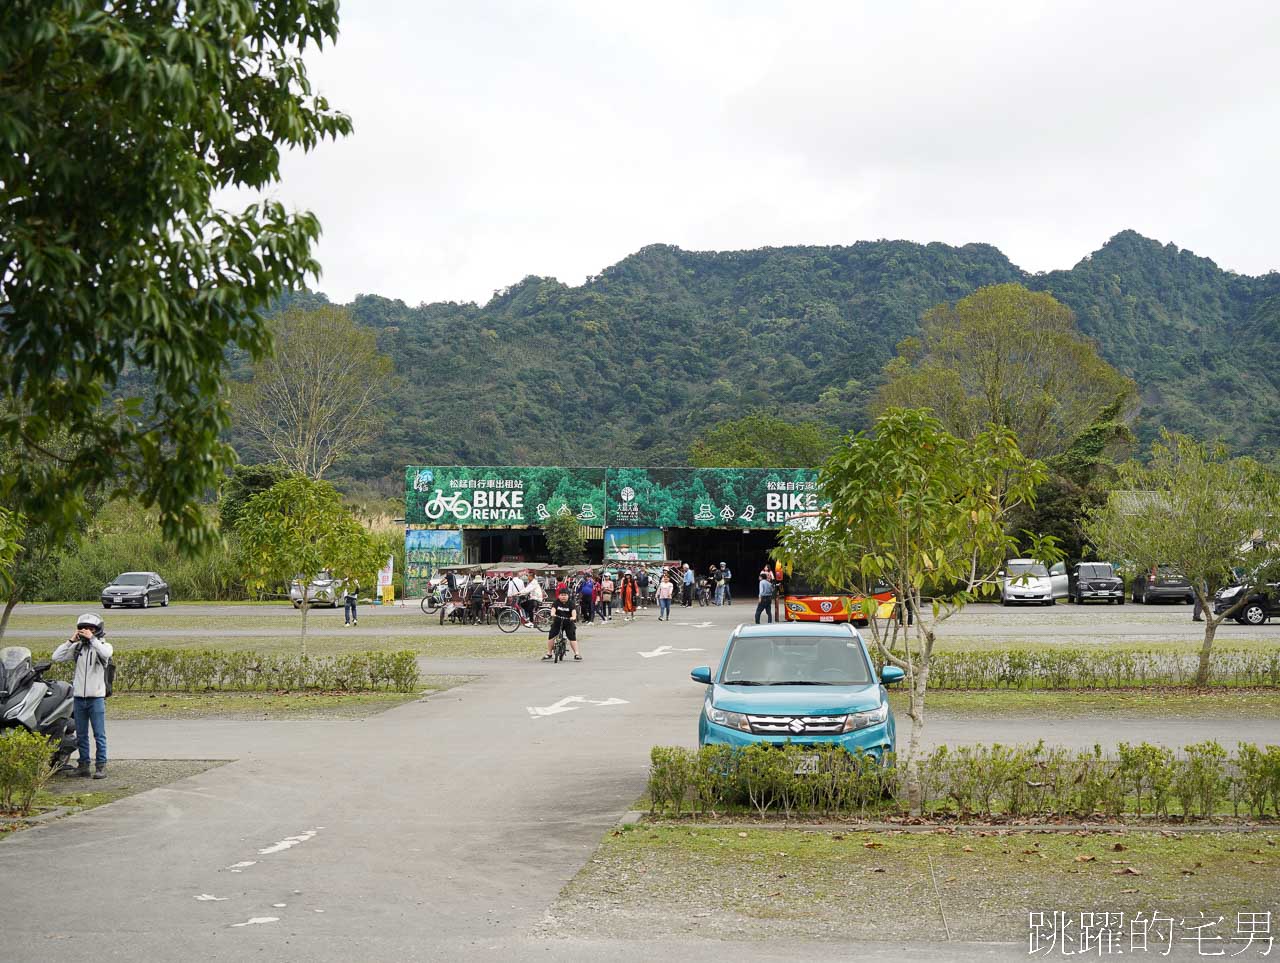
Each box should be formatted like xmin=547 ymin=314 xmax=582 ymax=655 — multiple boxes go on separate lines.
xmin=234 ymin=306 xmax=394 ymax=478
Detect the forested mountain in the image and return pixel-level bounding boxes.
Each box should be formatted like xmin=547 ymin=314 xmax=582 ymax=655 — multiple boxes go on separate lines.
xmin=260 ymin=231 xmax=1280 ymax=491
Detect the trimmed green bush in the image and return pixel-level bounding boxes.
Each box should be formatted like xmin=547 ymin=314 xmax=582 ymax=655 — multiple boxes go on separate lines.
xmin=0 ymin=729 xmax=57 ymax=815
xmin=37 ymin=649 xmax=419 ymax=693
xmin=894 ymin=647 xmax=1280 ymax=689
xmin=646 ymin=740 xmax=1280 ymax=821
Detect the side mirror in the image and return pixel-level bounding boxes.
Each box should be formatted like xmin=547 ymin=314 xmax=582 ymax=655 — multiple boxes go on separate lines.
xmin=880 ymin=665 xmax=905 ymax=685
xmin=690 ymin=666 xmax=712 ymax=685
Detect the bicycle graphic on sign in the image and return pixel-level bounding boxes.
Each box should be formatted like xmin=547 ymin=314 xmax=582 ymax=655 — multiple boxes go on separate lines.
xmin=422 ymin=490 xmax=473 ymax=521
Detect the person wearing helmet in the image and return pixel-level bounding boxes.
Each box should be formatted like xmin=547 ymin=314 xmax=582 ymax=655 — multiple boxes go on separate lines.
xmin=51 ymin=614 xmax=114 ymax=778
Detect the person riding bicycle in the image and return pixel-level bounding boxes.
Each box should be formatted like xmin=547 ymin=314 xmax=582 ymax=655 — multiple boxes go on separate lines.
xmin=543 ymin=588 xmax=582 ymax=661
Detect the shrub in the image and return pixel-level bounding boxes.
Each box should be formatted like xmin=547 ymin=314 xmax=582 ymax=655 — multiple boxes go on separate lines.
xmin=886 ymin=647 xmax=1280 ymax=690
xmin=643 ymin=740 xmax=1273 ymax=823
xmin=37 ymin=649 xmax=419 ymax=693
xmin=0 ymin=729 xmax=57 ymax=814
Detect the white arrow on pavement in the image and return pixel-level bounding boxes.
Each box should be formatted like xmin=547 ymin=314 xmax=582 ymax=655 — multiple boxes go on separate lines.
xmin=673 ymin=621 xmax=715 ymax=628
xmin=526 ymin=695 xmax=630 ymax=718
xmin=638 ymin=645 xmax=706 ymax=659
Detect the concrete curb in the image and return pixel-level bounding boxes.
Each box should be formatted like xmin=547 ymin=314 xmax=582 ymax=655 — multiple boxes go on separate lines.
xmin=1 ymin=805 xmax=70 ymax=827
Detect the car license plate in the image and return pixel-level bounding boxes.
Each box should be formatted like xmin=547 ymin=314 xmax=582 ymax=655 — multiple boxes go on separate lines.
xmin=794 ymin=754 xmax=819 ymax=775
xmin=819 ymin=615 xmax=834 ymax=622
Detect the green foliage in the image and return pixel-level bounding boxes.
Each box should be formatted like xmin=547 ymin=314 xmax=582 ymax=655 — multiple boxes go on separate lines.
xmin=235 ymin=475 xmax=385 ymax=654
xmin=877 ymin=284 xmax=1136 ymax=460
xmin=645 ymin=740 xmax=1271 ymax=821
xmin=689 ymin=412 xmax=834 ymax=468
xmin=0 ymin=728 xmax=56 ymax=814
xmin=218 ymin=463 xmax=295 ymax=534
xmin=39 ymin=648 xmax=418 ymax=693
xmin=232 ymin=305 xmax=396 ymax=478
xmin=1084 ymin=431 xmax=1280 ymax=684
xmin=0 ymin=507 xmax=20 ymax=594
xmin=50 ymin=501 xmax=245 ymax=602
xmin=774 ymin=408 xmax=1058 ymax=779
xmin=542 ymin=513 xmax=586 ymax=565
xmin=921 ymin=647 xmax=1280 ymax=689
xmin=0 ymin=1 xmax=352 ymax=554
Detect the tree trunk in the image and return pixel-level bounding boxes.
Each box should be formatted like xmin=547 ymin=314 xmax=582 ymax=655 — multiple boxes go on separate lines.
xmin=300 ymin=591 xmax=309 ymax=659
xmin=0 ymin=592 xmax=18 ymax=643
xmin=1194 ymin=603 xmax=1218 ymax=687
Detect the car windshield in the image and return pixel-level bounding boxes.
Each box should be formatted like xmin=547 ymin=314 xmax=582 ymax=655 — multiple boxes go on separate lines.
xmin=1007 ymin=562 xmax=1048 ymax=578
xmin=114 ymin=573 xmax=151 ymax=586
xmin=720 ymin=635 xmax=872 ymax=686
xmin=1078 ymin=564 xmax=1113 ymax=578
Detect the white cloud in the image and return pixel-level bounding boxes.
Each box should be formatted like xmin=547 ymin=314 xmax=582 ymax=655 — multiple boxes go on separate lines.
xmin=233 ymin=0 xmax=1280 ymax=304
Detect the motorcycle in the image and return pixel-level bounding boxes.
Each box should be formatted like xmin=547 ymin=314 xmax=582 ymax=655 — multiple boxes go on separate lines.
xmin=0 ymin=645 xmax=77 ymax=769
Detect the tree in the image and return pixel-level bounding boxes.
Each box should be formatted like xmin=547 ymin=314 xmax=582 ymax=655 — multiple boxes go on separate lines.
xmin=1010 ymin=396 xmax=1134 ymax=561
xmin=689 ymin=412 xmax=835 ymax=468
xmin=1083 ymin=432 xmax=1280 ymax=686
xmin=218 ymin=463 xmax=295 ymax=533
xmin=543 ymin=514 xmax=585 ymax=566
xmin=236 ymin=476 xmax=385 ymax=656
xmin=0 ymin=2 xmax=352 ymax=553
xmin=233 ymin=306 xmax=395 ymax=478
xmin=876 ymin=284 xmax=1135 ymax=461
xmin=773 ymin=409 xmax=1057 ymax=805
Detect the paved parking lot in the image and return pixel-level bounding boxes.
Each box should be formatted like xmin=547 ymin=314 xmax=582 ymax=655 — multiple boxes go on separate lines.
xmin=1 ymin=600 xmax=1273 ymax=960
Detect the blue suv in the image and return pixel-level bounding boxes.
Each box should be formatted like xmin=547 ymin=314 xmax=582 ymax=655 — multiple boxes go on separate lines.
xmin=690 ymin=622 xmax=903 ymax=761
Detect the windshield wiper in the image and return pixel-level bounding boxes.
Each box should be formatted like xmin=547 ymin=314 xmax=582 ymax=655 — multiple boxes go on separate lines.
xmin=767 ymin=680 xmax=839 ymax=686
xmin=726 ymin=680 xmax=768 ymax=686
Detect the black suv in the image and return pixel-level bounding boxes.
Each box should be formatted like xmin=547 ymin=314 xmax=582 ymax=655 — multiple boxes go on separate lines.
xmin=1213 ymin=582 xmax=1280 ymax=625
xmin=1067 ymin=562 xmax=1125 ymax=604
xmin=1131 ymin=566 xmax=1194 ymax=604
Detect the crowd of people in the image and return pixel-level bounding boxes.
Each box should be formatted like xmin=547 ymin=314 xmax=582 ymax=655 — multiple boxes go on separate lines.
xmin=429 ymin=559 xmax=792 ymax=657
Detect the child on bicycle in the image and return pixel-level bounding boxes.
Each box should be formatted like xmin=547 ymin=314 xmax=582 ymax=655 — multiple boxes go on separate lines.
xmin=543 ymin=587 xmax=582 ymax=661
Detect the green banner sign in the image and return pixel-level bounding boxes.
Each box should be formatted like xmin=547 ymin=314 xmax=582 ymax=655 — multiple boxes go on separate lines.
xmin=605 ymin=467 xmax=820 ymax=529
xmin=406 ymin=466 xmax=606 ymax=528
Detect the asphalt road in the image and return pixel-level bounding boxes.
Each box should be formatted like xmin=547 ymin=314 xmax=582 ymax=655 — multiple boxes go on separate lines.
xmin=0 ymin=602 xmax=1273 ymax=961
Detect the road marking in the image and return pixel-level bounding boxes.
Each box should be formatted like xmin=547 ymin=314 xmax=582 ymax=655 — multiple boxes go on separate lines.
xmin=258 ymin=828 xmax=319 ymax=855
xmin=194 ymin=894 xmax=228 ymax=901
xmin=638 ymin=645 xmax=706 ymax=658
xmin=526 ymin=695 xmax=630 ymax=718
xmin=230 ymin=917 xmax=279 ymax=928
xmin=674 ymin=621 xmax=715 ymax=628
xmin=227 ymin=861 xmax=256 ymax=873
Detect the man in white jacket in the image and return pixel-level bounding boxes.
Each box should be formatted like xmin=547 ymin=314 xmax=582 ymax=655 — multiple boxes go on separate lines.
xmin=52 ymin=614 xmax=113 ymax=779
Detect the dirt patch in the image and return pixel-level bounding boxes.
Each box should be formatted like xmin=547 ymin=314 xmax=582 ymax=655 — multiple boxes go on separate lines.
xmin=541 ymin=826 xmax=1280 ymax=944
xmin=2 ymin=759 xmax=225 ymax=838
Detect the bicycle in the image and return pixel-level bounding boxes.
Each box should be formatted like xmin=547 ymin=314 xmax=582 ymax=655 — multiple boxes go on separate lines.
xmin=420 ymin=586 xmax=454 ymax=615
xmin=551 ymin=627 xmax=569 ymax=662
xmin=496 ymin=603 xmax=552 ymax=634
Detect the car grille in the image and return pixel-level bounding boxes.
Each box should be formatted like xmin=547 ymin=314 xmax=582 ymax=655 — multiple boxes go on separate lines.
xmin=1089 ymin=581 xmax=1117 ymax=590
xmin=746 ymin=714 xmax=846 ymax=735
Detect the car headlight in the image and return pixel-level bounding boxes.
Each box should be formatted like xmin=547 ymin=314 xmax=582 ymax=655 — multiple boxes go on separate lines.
xmin=1219 ymin=586 xmax=1241 ymax=599
xmin=841 ymin=701 xmax=889 ymax=732
xmin=786 ymin=602 xmax=804 ymax=613
xmin=706 ymin=703 xmax=752 ymax=732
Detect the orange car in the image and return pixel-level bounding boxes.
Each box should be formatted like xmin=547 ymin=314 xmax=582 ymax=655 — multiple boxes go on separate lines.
xmin=783 ymin=579 xmax=898 ymax=626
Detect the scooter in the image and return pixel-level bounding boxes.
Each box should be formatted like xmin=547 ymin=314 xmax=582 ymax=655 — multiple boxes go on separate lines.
xmin=0 ymin=645 xmax=77 ymax=769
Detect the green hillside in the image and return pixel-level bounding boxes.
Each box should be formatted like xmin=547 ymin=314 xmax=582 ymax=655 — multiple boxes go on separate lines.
xmin=252 ymin=231 xmax=1280 ymax=488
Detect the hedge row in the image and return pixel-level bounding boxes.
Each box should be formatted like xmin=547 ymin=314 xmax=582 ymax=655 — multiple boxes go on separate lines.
xmin=0 ymin=729 xmax=57 ymax=815
xmin=648 ymin=740 xmax=1280 ymax=821
xmin=901 ymin=648 xmax=1280 ymax=689
xmin=39 ymin=649 xmax=419 ymax=693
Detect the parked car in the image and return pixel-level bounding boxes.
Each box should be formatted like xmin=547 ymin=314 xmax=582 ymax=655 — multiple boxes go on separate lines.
xmin=1000 ymin=559 xmax=1067 ymax=606
xmin=1213 ymin=581 xmax=1280 ymax=625
xmin=1067 ymin=562 xmax=1125 ymax=605
xmin=689 ymin=622 xmax=903 ymax=762
xmin=1131 ymin=565 xmax=1194 ymax=604
xmin=289 ymin=572 xmax=346 ymax=608
xmin=101 ymin=572 xmax=169 ymax=609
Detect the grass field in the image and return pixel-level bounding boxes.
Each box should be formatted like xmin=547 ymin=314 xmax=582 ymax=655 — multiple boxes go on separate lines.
xmin=544 ymin=825 xmax=1280 ymax=944
xmin=899 ymin=688 xmax=1280 ymax=717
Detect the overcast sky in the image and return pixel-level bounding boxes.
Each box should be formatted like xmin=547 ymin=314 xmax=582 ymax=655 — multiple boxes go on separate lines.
xmin=247 ymin=0 xmax=1280 ymax=306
